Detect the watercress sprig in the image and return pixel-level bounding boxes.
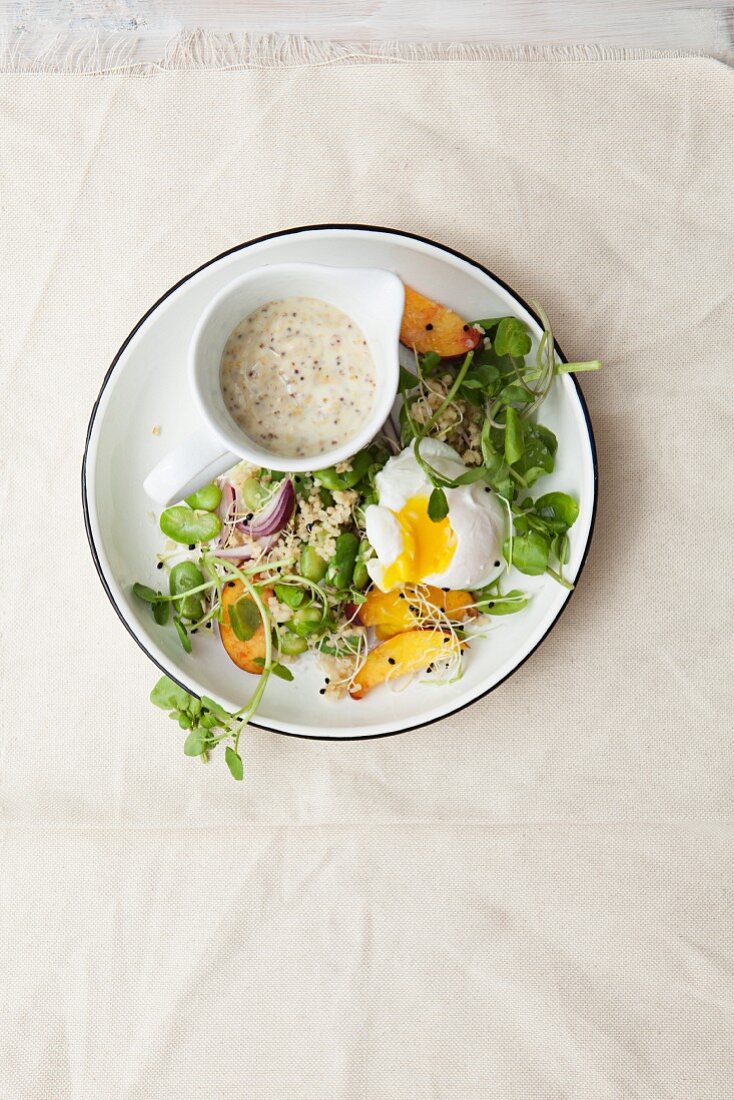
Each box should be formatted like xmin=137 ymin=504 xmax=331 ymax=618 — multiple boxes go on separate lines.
xmin=399 ymin=301 xmax=599 ymax=588
xmin=150 ymin=675 xmax=246 ymax=779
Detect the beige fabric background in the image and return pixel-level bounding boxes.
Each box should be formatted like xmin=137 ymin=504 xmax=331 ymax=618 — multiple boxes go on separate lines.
xmin=1 ymin=54 xmax=733 ymax=1098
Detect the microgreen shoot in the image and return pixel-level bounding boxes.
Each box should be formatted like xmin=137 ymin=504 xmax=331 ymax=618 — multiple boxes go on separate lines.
xmin=399 ymin=300 xmax=598 ymax=586
xmin=138 ymin=297 xmax=599 ymax=777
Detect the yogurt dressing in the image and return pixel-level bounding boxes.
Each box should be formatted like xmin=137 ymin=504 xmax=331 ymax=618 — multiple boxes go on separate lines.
xmin=219 ymin=296 xmax=377 ymax=459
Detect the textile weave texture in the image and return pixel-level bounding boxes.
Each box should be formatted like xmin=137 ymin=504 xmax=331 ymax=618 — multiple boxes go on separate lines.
xmin=0 ymin=53 xmax=732 ymax=1098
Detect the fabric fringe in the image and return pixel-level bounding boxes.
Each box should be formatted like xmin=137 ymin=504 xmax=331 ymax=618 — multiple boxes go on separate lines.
xmin=0 ymin=29 xmax=707 ymax=76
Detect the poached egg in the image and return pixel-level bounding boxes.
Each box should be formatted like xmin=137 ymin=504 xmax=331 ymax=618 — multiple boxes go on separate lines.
xmin=364 ymin=439 xmax=505 ymax=592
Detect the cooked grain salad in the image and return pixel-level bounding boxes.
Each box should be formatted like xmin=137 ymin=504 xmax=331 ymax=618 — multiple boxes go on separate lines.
xmin=136 ymin=289 xmax=600 ymax=781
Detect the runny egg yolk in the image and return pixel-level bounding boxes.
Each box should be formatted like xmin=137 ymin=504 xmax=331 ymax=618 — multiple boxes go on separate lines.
xmin=382 ymin=495 xmax=457 ymax=590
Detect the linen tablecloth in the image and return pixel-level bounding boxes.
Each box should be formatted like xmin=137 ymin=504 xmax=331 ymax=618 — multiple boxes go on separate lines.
xmin=1 ymin=40 xmax=732 ymax=1098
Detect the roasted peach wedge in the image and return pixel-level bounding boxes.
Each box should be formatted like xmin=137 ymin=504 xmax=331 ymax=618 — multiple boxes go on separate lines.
xmin=349 ymin=629 xmax=461 ymax=699
xmin=400 ymin=285 xmax=482 ymax=358
xmin=219 ymin=579 xmax=273 ymax=675
xmin=358 ymin=585 xmax=476 ymax=638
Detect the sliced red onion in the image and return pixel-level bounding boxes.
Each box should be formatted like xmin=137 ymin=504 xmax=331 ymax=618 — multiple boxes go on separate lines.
xmin=236 ymin=478 xmax=295 ymax=539
xmin=210 ymin=544 xmax=256 ymax=560
xmin=210 ymin=531 xmax=280 ymax=560
xmin=216 ymin=481 xmax=237 ymax=546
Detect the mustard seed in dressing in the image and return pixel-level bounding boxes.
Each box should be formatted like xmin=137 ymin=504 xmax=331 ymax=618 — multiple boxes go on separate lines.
xmin=219 ymin=297 xmax=377 ymax=458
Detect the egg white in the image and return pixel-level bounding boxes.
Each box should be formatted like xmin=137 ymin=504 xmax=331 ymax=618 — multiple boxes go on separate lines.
xmin=365 ymin=439 xmax=506 ymax=592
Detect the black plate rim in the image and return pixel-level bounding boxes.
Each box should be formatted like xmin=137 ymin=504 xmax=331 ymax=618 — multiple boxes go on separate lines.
xmin=82 ymin=222 xmax=599 ymax=742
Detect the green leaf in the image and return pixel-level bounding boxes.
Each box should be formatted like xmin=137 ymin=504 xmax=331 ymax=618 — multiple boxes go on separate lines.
xmin=428 ymin=486 xmax=449 ymax=522
xmin=173 ymin=617 xmax=192 ymax=653
xmin=274 ymin=583 xmax=306 ymax=610
xmin=471 ymin=317 xmax=504 ymax=335
xmin=169 ymin=560 xmax=205 ymax=620
xmin=453 ymin=467 xmax=489 ymax=486
xmin=514 ymin=422 xmax=556 ymax=480
xmin=225 ymin=746 xmax=244 ymax=780
xmin=466 ymin=358 xmax=501 ymax=390
xmin=399 ymin=402 xmax=416 ymax=445
xmin=253 ymin=658 xmax=294 ymax=682
xmin=499 ymin=382 xmax=534 ymax=405
xmin=133 ymin=583 xmax=160 ymax=604
xmin=551 ymin=533 xmax=570 ymax=565
xmin=183 ymin=730 xmax=205 ymax=756
xmin=133 ymin=580 xmax=170 ymax=624
xmin=150 ymin=676 xmax=192 ymax=711
xmin=418 ymin=351 xmax=442 ymax=376
xmin=474 ymin=589 xmax=530 ymax=616
xmin=535 ymin=423 xmax=558 ymax=454
xmin=504 ymin=407 xmax=525 ymax=465
xmin=525 ymin=514 xmax=556 ymax=536
xmin=326 ymin=532 xmax=360 ymax=590
xmin=494 ymin=317 xmax=532 ymax=358
xmin=504 ymin=530 xmax=549 ymax=576
xmin=399 ymin=364 xmax=419 ymax=390
xmin=153 ymin=600 xmax=170 ymax=625
xmin=228 ymin=596 xmax=261 ymax=642
xmin=534 ymin=492 xmax=580 ymax=531
xmin=521 ymin=466 xmax=547 ymax=488
xmin=340 ymin=450 xmax=372 ymax=488
xmin=200 ymin=696 xmax=233 ymax=723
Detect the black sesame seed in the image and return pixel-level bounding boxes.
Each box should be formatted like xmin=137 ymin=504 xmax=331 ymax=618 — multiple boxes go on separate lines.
xmin=462 ymin=324 xmax=470 ymax=332
xmin=398 ymin=593 xmax=406 ymax=600
xmin=324 ymin=678 xmax=330 ymax=685
xmin=425 ymin=323 xmax=433 ymax=331
xmin=387 ymin=657 xmax=396 ymax=665
xmin=191 ymin=628 xmax=198 ymax=635
xmin=484 ymin=487 xmax=491 ymax=493
xmin=441 ymin=587 xmax=449 ymax=592
xmin=188 ymin=544 xmax=196 ymax=550
xmin=494 ymin=560 xmax=500 ymax=567
xmin=227 ymin=581 xmax=235 ymax=588
xmin=319 ymin=688 xmax=326 ymax=695
xmin=245 ymin=513 xmax=253 ymax=521
xmin=409 ymin=605 xmax=419 ymax=614
xmin=488 ymin=602 xmax=495 ymax=608
xmin=157 ymin=562 xmax=163 ymax=570
xmin=443 ymin=637 xmax=450 ymax=644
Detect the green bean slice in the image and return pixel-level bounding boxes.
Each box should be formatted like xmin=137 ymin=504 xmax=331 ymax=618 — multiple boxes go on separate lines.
xmin=185 ymin=483 xmax=222 ymax=511
xmin=299 ymin=545 xmax=328 ymax=583
xmin=241 ymin=478 xmax=269 ymax=512
xmin=286 ymin=606 xmax=326 ymax=638
xmin=278 ymin=632 xmax=308 ymax=656
xmin=160 ymin=506 xmax=221 ymax=544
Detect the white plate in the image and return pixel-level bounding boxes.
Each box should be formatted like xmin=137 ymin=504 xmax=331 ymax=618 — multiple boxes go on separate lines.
xmin=83 ymin=225 xmax=597 ymax=740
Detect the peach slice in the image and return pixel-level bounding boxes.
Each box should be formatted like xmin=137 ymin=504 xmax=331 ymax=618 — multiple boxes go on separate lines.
xmin=358 ymin=585 xmax=476 ymax=638
xmin=349 ymin=629 xmax=458 ymax=699
xmin=219 ymin=579 xmax=273 ymax=675
xmin=400 ymin=285 xmax=482 ymax=357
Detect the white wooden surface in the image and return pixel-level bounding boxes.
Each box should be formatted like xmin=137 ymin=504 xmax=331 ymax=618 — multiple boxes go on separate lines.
xmin=2 ymin=1 xmax=733 ymax=58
